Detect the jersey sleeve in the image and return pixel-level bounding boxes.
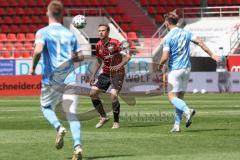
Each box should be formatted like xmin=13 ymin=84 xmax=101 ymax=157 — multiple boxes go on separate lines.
xmin=189 ymin=31 xmax=198 ymax=42
xmin=72 ymin=34 xmax=81 ymax=54
xmin=163 ymin=36 xmax=170 ymax=52
xmin=35 ymin=30 xmax=45 ymax=45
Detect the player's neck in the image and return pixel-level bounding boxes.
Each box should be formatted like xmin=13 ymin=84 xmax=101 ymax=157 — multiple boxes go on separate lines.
xmin=48 ymin=17 xmax=61 ymax=24
xmin=102 ymin=37 xmax=110 ymax=46
xmin=169 ymin=25 xmax=177 ymax=30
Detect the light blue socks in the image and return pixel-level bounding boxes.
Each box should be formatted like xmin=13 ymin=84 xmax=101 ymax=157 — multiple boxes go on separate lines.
xmin=170 ymin=97 xmax=190 ymax=113
xmin=41 ymin=106 xmax=61 ymax=130
xmin=69 ymin=120 xmax=81 ymax=147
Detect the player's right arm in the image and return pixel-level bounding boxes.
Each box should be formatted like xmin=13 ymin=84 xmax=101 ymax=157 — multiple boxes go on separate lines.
xmin=31 ymin=31 xmax=45 ymax=75
xmin=71 ymin=33 xmax=84 ymax=62
xmin=191 ymin=36 xmax=220 ymax=62
xmin=90 ymin=57 xmax=102 ymax=86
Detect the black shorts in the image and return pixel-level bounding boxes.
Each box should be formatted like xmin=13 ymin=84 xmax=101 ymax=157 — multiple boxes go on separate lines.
xmin=95 ymin=73 xmax=124 ymax=92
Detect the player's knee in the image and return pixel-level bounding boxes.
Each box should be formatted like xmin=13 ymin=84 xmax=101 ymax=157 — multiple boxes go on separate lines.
xmin=110 ymin=93 xmax=118 ymax=101
xmin=89 ymin=91 xmax=96 ymax=99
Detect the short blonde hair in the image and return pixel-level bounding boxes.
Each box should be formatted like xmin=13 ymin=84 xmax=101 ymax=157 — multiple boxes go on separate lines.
xmin=47 ymin=0 xmax=64 ymax=20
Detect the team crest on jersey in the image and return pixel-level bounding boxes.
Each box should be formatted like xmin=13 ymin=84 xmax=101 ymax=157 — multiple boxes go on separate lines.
xmin=107 ymin=44 xmax=115 ymax=53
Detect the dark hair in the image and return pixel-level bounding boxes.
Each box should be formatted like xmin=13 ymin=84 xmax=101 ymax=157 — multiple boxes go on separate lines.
xmin=98 ymin=24 xmax=110 ymax=31
xmin=47 ymin=0 xmax=64 ymax=20
xmin=164 ymin=12 xmax=179 ymax=25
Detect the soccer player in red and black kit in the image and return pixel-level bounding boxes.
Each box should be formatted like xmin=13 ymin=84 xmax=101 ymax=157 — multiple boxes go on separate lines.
xmin=89 ymin=24 xmax=131 ymax=129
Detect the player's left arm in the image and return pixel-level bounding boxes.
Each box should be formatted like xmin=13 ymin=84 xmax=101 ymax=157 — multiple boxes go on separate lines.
xmin=110 ymin=41 xmax=132 ymax=71
xmin=191 ymin=35 xmax=220 ymax=62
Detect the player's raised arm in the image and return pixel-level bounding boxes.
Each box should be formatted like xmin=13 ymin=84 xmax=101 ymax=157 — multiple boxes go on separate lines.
xmin=191 ymin=36 xmax=220 ymax=62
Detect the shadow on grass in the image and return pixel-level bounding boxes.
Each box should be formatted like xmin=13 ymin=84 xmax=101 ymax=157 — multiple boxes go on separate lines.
xmin=67 ymin=154 xmax=135 ymax=160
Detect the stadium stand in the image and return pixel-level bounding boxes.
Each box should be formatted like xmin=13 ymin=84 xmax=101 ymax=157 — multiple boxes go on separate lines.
xmin=0 ymin=0 xmax=240 ymax=59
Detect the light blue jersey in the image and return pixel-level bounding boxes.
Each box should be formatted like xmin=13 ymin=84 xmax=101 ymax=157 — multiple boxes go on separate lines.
xmin=163 ymin=27 xmax=194 ymax=71
xmin=35 ymin=23 xmax=81 ymax=85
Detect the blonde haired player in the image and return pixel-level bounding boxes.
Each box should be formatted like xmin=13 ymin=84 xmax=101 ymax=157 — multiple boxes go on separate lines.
xmin=158 ymin=12 xmax=220 ymax=132
xmin=31 ymin=1 xmax=84 ymax=159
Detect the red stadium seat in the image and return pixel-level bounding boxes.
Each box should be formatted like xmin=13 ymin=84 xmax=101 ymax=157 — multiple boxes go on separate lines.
xmin=0 ymin=34 xmax=7 ymax=42
xmin=35 ymin=0 xmax=45 ymax=6
xmin=24 ymin=8 xmax=34 ymax=15
xmin=8 ymin=0 xmax=18 ymax=6
xmin=5 ymin=43 xmax=14 ymax=50
xmin=33 ymin=7 xmax=44 ymax=15
xmin=15 ymin=42 xmax=25 ymax=50
xmin=149 ymin=0 xmax=159 ymax=6
xmin=6 ymin=8 xmax=15 ymax=15
xmin=26 ymin=0 xmax=36 ymax=7
xmin=140 ymin=0 xmax=148 ymax=6
xmin=19 ymin=25 xmax=29 ymax=33
xmin=37 ymin=24 xmax=45 ymax=29
xmin=120 ymin=24 xmax=130 ymax=32
xmin=13 ymin=52 xmax=22 ymax=58
xmin=24 ymin=42 xmax=34 ymax=50
xmin=26 ymin=33 xmax=35 ymax=42
xmin=12 ymin=16 xmax=22 ymax=24
xmin=28 ymin=25 xmax=38 ymax=33
xmin=32 ymin=16 xmax=42 ymax=24
xmin=22 ymin=16 xmax=32 ymax=24
xmin=0 ymin=8 xmax=6 ymax=16
xmin=9 ymin=25 xmax=19 ymax=33
xmin=0 ymin=44 xmax=6 ymax=50
xmin=0 ymin=0 xmax=9 ymax=7
xmin=15 ymin=8 xmax=25 ymax=16
xmin=63 ymin=0 xmax=73 ymax=6
xmin=1 ymin=25 xmax=9 ymax=33
xmin=40 ymin=16 xmax=48 ymax=24
xmin=16 ymin=33 xmax=26 ymax=42
xmin=147 ymin=7 xmax=156 ymax=15
xmin=7 ymin=34 xmax=17 ymax=42
xmin=3 ymin=16 xmax=13 ymax=24
xmin=22 ymin=51 xmax=31 ymax=58
xmin=17 ymin=0 xmax=27 ymax=7
xmin=2 ymin=51 xmax=12 ymax=58
xmin=155 ymin=15 xmax=164 ymax=23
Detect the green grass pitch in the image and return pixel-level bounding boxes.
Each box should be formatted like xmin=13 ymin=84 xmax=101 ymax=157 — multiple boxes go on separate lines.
xmin=0 ymin=93 xmax=239 ymax=160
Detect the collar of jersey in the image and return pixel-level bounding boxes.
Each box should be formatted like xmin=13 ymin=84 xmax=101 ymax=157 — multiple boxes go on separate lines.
xmin=48 ymin=23 xmax=62 ymax=26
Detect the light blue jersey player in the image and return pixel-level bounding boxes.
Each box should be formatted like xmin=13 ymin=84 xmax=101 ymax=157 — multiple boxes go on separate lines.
xmin=30 ymin=1 xmax=84 ymax=160
xmin=158 ymin=12 xmax=220 ymax=132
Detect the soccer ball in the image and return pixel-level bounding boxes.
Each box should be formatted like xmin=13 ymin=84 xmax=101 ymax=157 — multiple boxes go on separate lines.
xmin=72 ymin=15 xmax=87 ymax=29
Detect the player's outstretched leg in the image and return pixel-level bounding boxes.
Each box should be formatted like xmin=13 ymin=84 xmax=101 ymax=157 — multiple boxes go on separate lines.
xmin=170 ymin=97 xmax=196 ymax=128
xmin=41 ymin=106 xmax=66 ymax=149
xmin=185 ymin=109 xmax=196 ymax=128
xmin=55 ymin=125 xmax=67 ymax=149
